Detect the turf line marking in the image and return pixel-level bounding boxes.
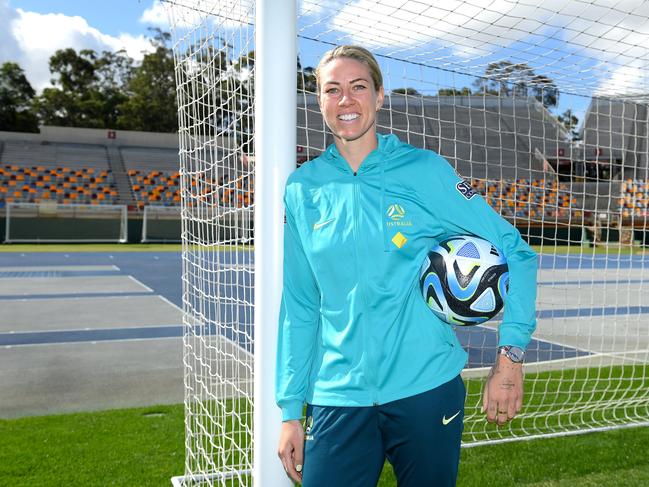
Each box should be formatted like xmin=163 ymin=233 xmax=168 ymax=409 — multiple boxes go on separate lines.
xmin=158 ymin=294 xmax=182 ymax=312
xmin=0 ymin=323 xmax=183 ymax=336
xmin=0 ymin=325 xmax=184 ymax=346
xmin=588 ymin=349 xmax=649 ymax=364
xmin=0 ymin=291 xmax=154 ymax=301
xmin=2 ymin=335 xmax=183 ymax=349
xmin=538 ymin=279 xmax=649 ymax=286
xmin=536 ymin=306 xmax=649 ymax=319
xmin=528 ymin=335 xmax=595 ymax=355
xmin=127 ymin=275 xmax=154 ymax=292
xmin=480 ymin=324 xmax=598 ymax=357
xmin=0 ymin=323 xmax=254 ymax=354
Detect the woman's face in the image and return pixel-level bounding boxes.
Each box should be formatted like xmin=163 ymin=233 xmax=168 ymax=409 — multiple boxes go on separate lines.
xmin=318 ymin=57 xmax=384 ymax=147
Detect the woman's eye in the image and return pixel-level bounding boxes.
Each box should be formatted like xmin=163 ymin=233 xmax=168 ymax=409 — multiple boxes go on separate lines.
xmin=326 ymin=87 xmax=339 ymax=94
xmin=353 ymin=84 xmax=366 ymax=91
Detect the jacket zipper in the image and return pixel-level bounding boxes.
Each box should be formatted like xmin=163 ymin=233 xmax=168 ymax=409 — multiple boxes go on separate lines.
xmin=352 ymin=169 xmax=378 ymax=405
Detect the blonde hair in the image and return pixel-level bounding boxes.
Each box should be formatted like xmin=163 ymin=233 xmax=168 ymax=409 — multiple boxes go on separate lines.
xmin=315 ymin=45 xmax=383 ymax=92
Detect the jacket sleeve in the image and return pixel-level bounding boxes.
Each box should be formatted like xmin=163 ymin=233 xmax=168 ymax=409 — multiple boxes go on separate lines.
xmin=275 ymin=189 xmax=321 ymax=421
xmin=429 ymin=154 xmax=538 ymax=350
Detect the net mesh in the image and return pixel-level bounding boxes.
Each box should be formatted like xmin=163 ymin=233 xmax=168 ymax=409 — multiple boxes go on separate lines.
xmin=166 ymin=0 xmax=649 ymax=483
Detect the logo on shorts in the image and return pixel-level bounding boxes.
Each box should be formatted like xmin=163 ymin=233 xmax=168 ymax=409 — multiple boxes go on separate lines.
xmin=456 ymin=180 xmax=476 ymax=200
xmin=442 ymin=410 xmax=461 ymax=425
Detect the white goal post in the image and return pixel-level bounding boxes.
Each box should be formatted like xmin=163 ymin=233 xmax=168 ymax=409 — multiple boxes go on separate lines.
xmin=141 ymin=205 xmax=182 ymax=243
xmin=4 ymin=202 xmax=128 ymax=243
xmin=165 ymin=1 xmax=649 ymax=485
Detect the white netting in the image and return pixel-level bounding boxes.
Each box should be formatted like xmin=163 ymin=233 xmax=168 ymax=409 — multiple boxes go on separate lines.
xmin=167 ymin=0 xmax=649 ymax=484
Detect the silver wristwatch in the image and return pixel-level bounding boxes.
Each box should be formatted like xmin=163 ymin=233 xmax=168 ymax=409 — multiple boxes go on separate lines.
xmin=498 ymin=345 xmax=525 ymax=363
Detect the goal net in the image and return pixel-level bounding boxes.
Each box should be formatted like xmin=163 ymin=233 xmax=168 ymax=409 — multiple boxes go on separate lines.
xmin=166 ymin=0 xmax=649 ymax=485
xmin=4 ymin=202 xmax=128 ymax=243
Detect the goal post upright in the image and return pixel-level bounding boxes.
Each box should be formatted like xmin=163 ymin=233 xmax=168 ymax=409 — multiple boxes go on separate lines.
xmin=254 ymin=0 xmax=297 ymax=486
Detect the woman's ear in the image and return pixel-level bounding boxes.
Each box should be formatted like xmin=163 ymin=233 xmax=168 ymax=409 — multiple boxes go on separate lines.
xmin=376 ymin=86 xmax=384 ymax=111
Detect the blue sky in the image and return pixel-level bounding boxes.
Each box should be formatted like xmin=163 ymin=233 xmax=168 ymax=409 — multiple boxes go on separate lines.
xmin=1 ymin=0 xmax=162 ymax=91
xmin=10 ymin=0 xmax=153 ymax=38
xmin=2 ymin=0 xmax=645 ymax=128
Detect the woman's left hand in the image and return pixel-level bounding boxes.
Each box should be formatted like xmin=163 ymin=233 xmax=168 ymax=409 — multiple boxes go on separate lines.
xmin=482 ymin=355 xmax=524 ymax=425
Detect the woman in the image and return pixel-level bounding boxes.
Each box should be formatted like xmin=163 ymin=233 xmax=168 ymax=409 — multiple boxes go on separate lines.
xmin=276 ymin=45 xmax=537 ymax=486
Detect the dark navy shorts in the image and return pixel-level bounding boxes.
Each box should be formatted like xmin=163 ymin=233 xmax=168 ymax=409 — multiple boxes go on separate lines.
xmin=302 ymin=375 xmax=465 ymax=487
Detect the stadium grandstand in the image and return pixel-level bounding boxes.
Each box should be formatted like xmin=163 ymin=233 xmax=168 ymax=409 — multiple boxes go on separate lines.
xmin=298 ymin=94 xmax=648 ymax=244
xmin=0 ymin=96 xmax=647 ymax=243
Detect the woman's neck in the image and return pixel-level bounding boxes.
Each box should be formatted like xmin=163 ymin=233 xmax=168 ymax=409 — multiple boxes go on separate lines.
xmin=334 ymin=132 xmax=378 ymax=173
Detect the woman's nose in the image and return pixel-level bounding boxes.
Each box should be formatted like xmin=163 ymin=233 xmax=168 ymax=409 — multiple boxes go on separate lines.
xmin=338 ymin=92 xmax=353 ymax=105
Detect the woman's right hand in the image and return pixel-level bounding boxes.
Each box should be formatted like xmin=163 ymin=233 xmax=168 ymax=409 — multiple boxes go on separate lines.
xmin=277 ymin=419 xmax=304 ymax=483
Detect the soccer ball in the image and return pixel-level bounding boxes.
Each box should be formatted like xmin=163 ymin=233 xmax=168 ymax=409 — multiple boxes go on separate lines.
xmin=419 ymin=235 xmax=509 ymax=326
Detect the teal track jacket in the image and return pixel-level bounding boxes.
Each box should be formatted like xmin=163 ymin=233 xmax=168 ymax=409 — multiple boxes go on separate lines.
xmin=276 ymin=134 xmax=537 ymax=421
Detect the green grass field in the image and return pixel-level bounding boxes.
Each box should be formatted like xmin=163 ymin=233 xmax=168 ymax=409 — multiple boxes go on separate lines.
xmin=1 ymin=403 xmax=648 ymax=487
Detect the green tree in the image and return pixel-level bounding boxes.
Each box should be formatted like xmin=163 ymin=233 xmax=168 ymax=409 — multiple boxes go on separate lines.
xmin=437 ymin=87 xmax=472 ymax=96
xmin=94 ymin=50 xmax=133 ymax=128
xmin=117 ymin=29 xmax=177 ymax=132
xmin=44 ymin=48 xmax=104 ymax=127
xmin=473 ymin=60 xmax=559 ymax=108
xmin=33 ymin=48 xmax=120 ymax=128
xmin=557 ymin=109 xmax=581 ymax=140
xmin=0 ymin=62 xmax=39 ymax=132
xmin=391 ymin=88 xmax=421 ymax=96
xmin=297 ymin=57 xmax=317 ymax=94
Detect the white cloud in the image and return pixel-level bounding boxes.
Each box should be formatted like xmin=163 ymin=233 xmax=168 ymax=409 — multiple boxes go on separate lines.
xmin=312 ymin=0 xmax=649 ymax=99
xmin=147 ymin=0 xmax=254 ymax=30
xmin=325 ymin=0 xmax=560 ymax=56
xmin=141 ymin=0 xmax=169 ymax=27
xmin=0 ymin=0 xmax=154 ymax=92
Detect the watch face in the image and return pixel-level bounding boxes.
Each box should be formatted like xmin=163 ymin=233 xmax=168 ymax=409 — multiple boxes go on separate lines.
xmin=507 ymin=347 xmax=525 ymax=362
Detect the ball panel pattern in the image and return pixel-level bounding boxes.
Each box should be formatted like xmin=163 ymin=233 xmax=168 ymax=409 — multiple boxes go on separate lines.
xmin=419 ymin=235 xmax=509 ymax=326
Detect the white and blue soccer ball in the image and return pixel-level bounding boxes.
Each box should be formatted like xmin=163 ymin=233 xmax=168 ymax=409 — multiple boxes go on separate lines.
xmin=419 ymin=235 xmax=509 ymax=326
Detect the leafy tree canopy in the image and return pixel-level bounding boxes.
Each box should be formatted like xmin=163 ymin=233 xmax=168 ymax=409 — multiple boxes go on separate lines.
xmin=473 ymin=60 xmax=559 ymax=108
xmin=437 ymin=87 xmax=472 ymax=96
xmin=558 ymin=109 xmax=581 ymax=140
xmin=392 ymin=88 xmax=421 ymax=96
xmin=116 ymin=29 xmax=177 ymax=132
xmin=0 ymin=62 xmax=38 ymax=132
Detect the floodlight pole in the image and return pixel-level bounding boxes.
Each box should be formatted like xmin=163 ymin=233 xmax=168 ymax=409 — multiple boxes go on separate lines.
xmin=254 ymin=0 xmax=296 ymax=486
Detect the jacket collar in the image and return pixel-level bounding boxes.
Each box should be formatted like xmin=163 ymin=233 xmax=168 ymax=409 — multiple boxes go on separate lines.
xmin=322 ymin=133 xmax=401 ymax=173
